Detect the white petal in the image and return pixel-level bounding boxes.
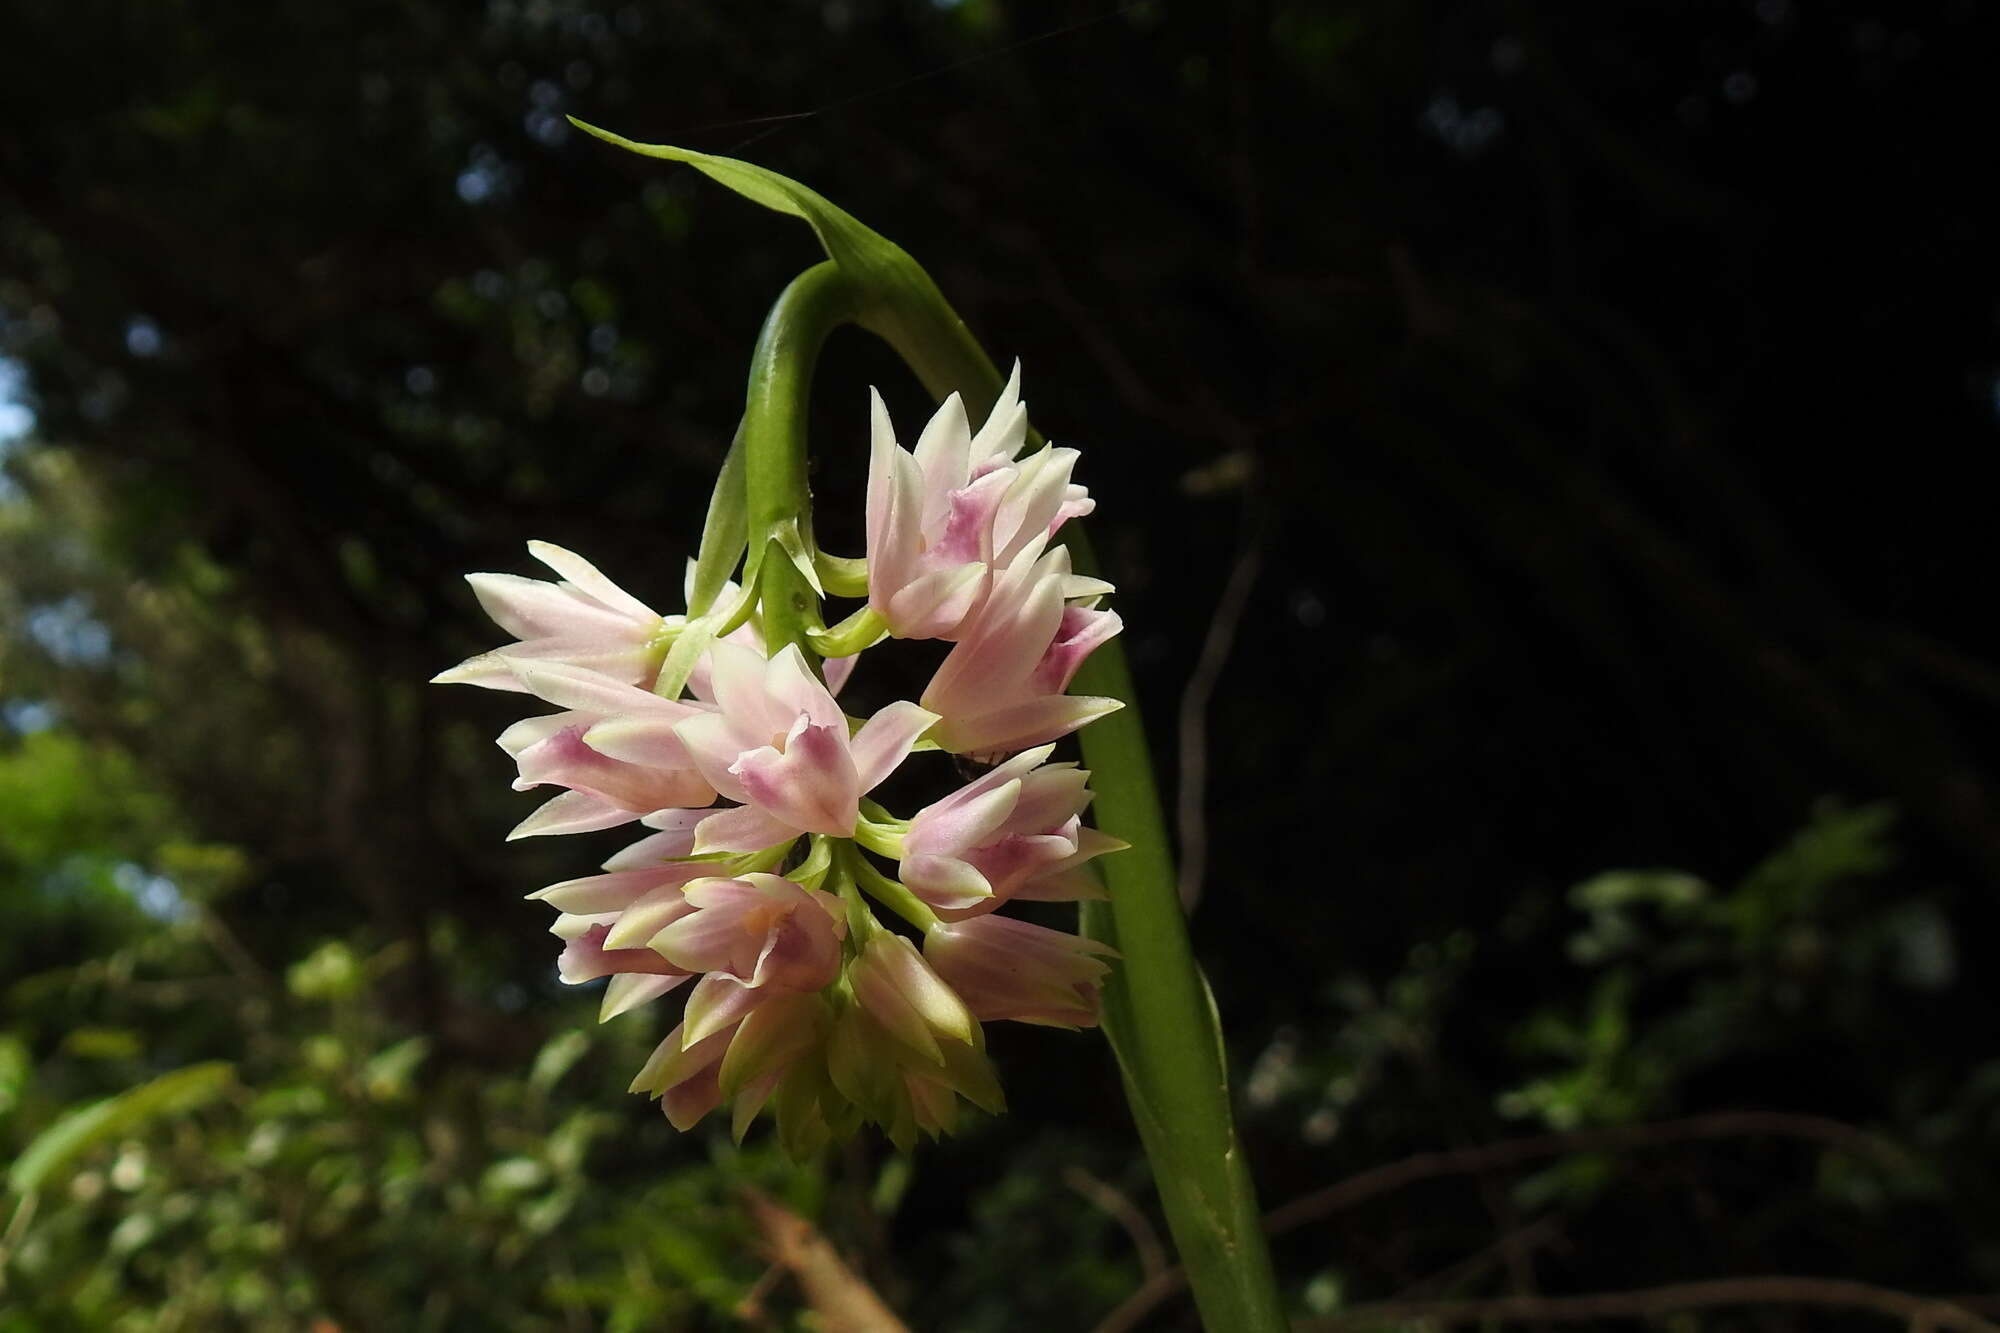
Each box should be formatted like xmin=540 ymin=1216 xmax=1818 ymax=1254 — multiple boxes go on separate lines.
xmin=508 ymin=790 xmax=634 ymax=839
xmin=527 ymin=541 xmax=660 ymax=622
xmin=912 ymin=392 xmax=973 ymax=530
xmin=512 ymin=660 xmax=694 ymax=720
xmin=850 ymin=701 xmax=941 ymax=794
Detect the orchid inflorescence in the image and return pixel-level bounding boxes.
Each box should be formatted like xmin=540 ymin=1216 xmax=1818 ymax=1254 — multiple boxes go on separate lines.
xmin=436 ymin=368 xmax=1125 ymax=1153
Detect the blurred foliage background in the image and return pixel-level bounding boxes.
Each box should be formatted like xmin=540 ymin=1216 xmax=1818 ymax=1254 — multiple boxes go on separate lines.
xmin=4 ymin=0 xmax=2000 ymax=1328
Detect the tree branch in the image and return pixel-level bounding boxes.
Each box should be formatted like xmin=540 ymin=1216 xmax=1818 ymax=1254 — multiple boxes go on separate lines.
xmin=1298 ymin=1277 xmax=2000 ymax=1332
xmin=738 ymin=1188 xmax=911 ymax=1333
xmin=1090 ymin=1111 xmax=1909 ymax=1333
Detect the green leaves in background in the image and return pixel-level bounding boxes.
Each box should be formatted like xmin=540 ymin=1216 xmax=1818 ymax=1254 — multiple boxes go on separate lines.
xmin=8 ymin=1063 xmax=234 ymax=1198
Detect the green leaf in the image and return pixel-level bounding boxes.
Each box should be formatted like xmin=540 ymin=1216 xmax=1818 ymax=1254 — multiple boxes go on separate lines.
xmin=566 ymin=121 xmax=911 ymax=284
xmin=528 ymin=1029 xmax=589 ymax=1094
xmin=686 ymin=426 xmax=748 ymax=618
xmin=8 ymin=1061 xmax=235 ymax=1196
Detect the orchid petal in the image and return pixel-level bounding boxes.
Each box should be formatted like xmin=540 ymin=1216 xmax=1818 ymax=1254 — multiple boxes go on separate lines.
xmin=731 ymin=721 xmax=859 ymax=835
xmin=508 ymin=790 xmax=633 ymax=839
xmin=526 ymin=540 xmax=659 ymax=623
xmin=850 ymin=701 xmax=940 ymax=794
xmin=691 ymin=804 xmax=797 ymax=855
xmin=600 ymin=973 xmax=686 ymax=1021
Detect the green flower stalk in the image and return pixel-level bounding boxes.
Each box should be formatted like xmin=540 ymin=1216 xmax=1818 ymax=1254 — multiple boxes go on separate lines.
xmin=432 ymin=123 xmax=1287 ymax=1331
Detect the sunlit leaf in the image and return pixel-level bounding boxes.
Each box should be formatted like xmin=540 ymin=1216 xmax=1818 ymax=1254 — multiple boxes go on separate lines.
xmin=8 ymin=1061 xmax=234 ymax=1197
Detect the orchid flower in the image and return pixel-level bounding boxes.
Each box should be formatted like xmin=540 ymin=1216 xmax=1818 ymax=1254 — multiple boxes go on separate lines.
xmin=827 ymin=933 xmax=1003 ymax=1149
xmin=437 ymin=134 xmax=1287 ymax=1331
xmin=433 ymin=541 xmax=668 ymax=692
xmin=864 ymin=365 xmax=1095 ymax=640
xmin=664 ymin=641 xmax=936 ymax=853
xmin=921 ymin=536 xmax=1124 ymax=758
xmin=436 ymin=546 xmax=855 ymax=700
xmin=925 ymin=914 xmax=1117 ymax=1029
xmin=900 ymin=743 xmax=1124 ymax=918
xmin=485 ymin=660 xmax=712 ymax=838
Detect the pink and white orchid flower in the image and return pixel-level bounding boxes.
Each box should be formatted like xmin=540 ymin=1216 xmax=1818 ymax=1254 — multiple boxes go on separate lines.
xmin=662 ymin=642 xmax=936 ymax=853
xmin=924 ymin=914 xmax=1116 ymax=1029
xmin=489 ymin=660 xmax=713 ymax=838
xmin=434 ymin=541 xmax=668 ymax=691
xmin=900 ymin=744 xmax=1124 ymax=918
xmin=827 ymin=933 xmax=1004 ymax=1147
xmin=921 ymin=537 xmax=1123 ymax=758
xmin=650 ymin=874 xmax=845 ymax=994
xmin=865 ymin=365 xmax=1096 ymax=641
xmin=436 ymin=546 xmax=856 ymax=700
xmin=536 ymin=819 xmax=722 ymax=1019
xmin=629 ymin=989 xmax=829 ymax=1134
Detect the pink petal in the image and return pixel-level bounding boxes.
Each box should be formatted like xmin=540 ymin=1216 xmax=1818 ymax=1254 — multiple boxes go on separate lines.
xmin=763 ymin=645 xmax=844 ymax=730
xmin=967 ymin=830 xmax=1078 ymax=899
xmin=467 ymin=572 xmax=634 ymax=641
xmin=911 ymin=392 xmax=972 ymax=531
xmin=933 ymin=469 xmax=1013 ymax=565
xmin=682 ymin=973 xmax=767 ymax=1046
xmin=528 ymin=867 xmax=701 ymax=914
xmin=901 ymin=854 xmax=996 ymax=913
xmin=1032 ymin=604 xmax=1123 ymax=695
xmin=557 ymin=924 xmax=688 ymax=983
xmin=662 ymin=1070 xmax=724 ymax=1130
xmin=601 ymin=973 xmax=686 ymax=1021
xmin=512 ymin=660 xmax=697 ymax=722
xmin=884 ymin=563 xmax=988 ymax=640
xmin=850 ymin=701 xmax=941 ymax=794
xmin=526 ymin=540 xmax=659 ymax=623
xmin=990 ymin=448 xmax=1079 ymax=566
xmin=866 ymin=390 xmax=925 ymax=597
xmin=908 ymin=778 xmax=1021 ymax=858
xmin=931 ymin=694 xmax=1124 ymax=759
xmin=652 ymin=899 xmax=763 ymax=977
xmin=731 ymin=720 xmax=860 ymax=835
xmin=673 ymin=713 xmax=753 ymax=804
xmin=431 ymin=650 xmax=532 ymax=691
xmin=496 ymin=711 xmax=581 ymax=758
xmin=692 ymin=804 xmax=798 ymax=855
xmin=581 ymin=715 xmax=698 ymax=769
xmin=967 ymin=361 xmax=1027 ymax=467
xmin=1008 ymin=764 xmax=1094 ymax=831
xmin=924 ymin=541 xmax=1064 ymax=706
xmin=601 ymin=882 xmax=702 ymax=949
xmin=509 ymin=790 xmax=633 ymax=839
xmin=704 ymin=640 xmax=788 ymax=740
xmin=629 ymin=1024 xmax=703 ymax=1092
xmin=823 ymin=651 xmax=857 ymax=697
xmin=915 ymin=746 xmax=1053 ymax=829
xmin=513 ymin=727 xmax=713 ymax=812
xmin=602 ymin=820 xmax=701 ymax=870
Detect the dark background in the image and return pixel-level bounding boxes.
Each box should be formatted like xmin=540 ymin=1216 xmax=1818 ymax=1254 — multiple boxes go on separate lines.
xmin=4 ymin=1 xmax=1998 ymax=1328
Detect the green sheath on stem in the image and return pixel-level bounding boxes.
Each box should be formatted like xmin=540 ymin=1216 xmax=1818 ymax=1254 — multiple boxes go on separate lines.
xmin=572 ymin=121 xmax=1287 ymax=1333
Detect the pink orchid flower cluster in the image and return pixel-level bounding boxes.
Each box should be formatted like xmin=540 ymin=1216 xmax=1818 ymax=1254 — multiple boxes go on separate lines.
xmin=437 ymin=369 xmax=1125 ymax=1152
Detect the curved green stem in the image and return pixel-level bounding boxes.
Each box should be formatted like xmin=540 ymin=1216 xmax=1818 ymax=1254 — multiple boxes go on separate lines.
xmin=740 ymin=262 xmax=859 ymax=662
